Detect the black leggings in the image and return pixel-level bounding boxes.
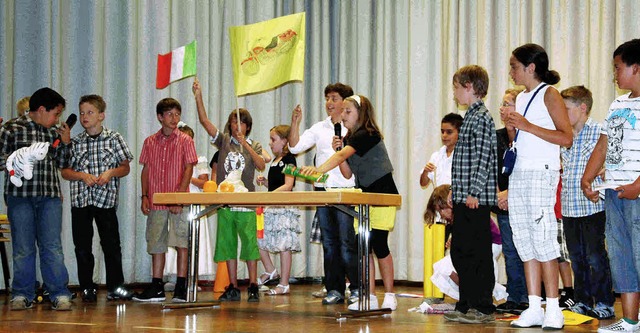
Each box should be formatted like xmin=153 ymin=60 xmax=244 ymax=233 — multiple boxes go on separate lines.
xmin=369 ymin=229 xmax=390 ymax=258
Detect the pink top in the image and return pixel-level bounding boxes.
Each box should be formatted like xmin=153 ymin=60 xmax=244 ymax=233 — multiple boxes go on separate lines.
xmin=139 ymin=128 xmax=198 ymax=210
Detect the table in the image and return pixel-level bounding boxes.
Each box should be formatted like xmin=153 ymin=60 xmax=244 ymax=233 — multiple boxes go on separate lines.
xmin=153 ymin=191 xmax=402 ymax=316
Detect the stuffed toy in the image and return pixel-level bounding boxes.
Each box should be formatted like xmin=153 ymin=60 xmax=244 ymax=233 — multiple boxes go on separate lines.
xmin=6 ymin=142 xmax=50 ymax=187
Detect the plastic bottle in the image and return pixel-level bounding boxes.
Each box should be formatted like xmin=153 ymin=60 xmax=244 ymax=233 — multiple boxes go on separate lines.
xmin=282 ymin=164 xmax=329 ymax=183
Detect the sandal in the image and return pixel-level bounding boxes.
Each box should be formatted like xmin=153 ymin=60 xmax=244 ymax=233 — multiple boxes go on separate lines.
xmin=257 ymin=268 xmax=279 ymax=286
xmin=266 ymin=284 xmax=290 ymax=295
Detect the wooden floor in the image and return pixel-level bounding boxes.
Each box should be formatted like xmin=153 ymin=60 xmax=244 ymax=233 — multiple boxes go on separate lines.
xmin=0 ymin=284 xmax=614 ymax=332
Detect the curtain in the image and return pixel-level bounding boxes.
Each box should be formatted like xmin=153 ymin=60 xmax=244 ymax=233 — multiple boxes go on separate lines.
xmin=1 ymin=0 xmax=638 ymax=288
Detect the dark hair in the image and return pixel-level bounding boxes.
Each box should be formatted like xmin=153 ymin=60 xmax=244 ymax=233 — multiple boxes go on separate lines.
xmin=452 ymin=65 xmax=489 ymax=98
xmin=614 ymin=39 xmax=640 ymax=66
xmin=344 ymin=95 xmax=382 ymax=138
xmin=424 ymin=184 xmax=451 ymax=226
xmin=178 ymin=124 xmax=195 ymax=138
xmin=156 ymin=98 xmax=182 ymax=115
xmin=79 ymin=94 xmax=106 ymax=113
xmin=224 ymin=108 xmax=253 ymax=136
xmin=29 ymin=87 xmax=66 ymax=112
xmin=441 ymin=113 xmax=463 ymax=130
xmin=512 ymin=43 xmax=560 ymax=85
xmin=324 ymin=82 xmax=354 ymax=99
xmin=560 ymin=85 xmax=593 ymax=115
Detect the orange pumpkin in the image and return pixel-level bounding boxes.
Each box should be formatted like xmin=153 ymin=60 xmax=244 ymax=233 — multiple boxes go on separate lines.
xmin=203 ymin=181 xmax=217 ymax=192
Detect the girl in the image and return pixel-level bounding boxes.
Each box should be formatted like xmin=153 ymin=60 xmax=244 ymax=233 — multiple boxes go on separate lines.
xmin=505 ymin=44 xmax=573 ymax=330
xmin=300 ymin=94 xmax=398 ymax=311
xmin=255 ymin=125 xmax=301 ymax=295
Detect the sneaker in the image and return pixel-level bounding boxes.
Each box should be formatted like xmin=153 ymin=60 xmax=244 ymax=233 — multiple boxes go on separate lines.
xmin=443 ymin=309 xmax=466 ymax=322
xmin=312 ymin=285 xmax=327 ymax=298
xmin=10 ymin=296 xmax=33 ymax=310
xmin=568 ymin=302 xmax=592 ymax=315
xmin=458 ymin=308 xmax=495 ymax=324
xmin=496 ymin=300 xmax=519 ymax=313
xmin=248 ymin=283 xmax=260 ymax=302
xmin=52 ymin=296 xmax=72 ymax=311
xmin=347 ymin=289 xmax=360 ymax=305
xmin=322 ymin=290 xmax=344 ymax=305
xmin=132 ymin=284 xmax=166 ymax=302
xmin=588 ymin=303 xmax=616 ymax=320
xmin=81 ymin=288 xmax=97 ymax=303
xmin=348 ymin=294 xmax=379 ymax=311
xmin=218 ymin=284 xmax=241 ymax=302
xmin=381 ymin=292 xmax=397 ymax=311
xmin=107 ymin=286 xmax=133 ymax=300
xmin=172 ymin=285 xmax=187 ymax=303
xmin=542 ymin=308 xmax=564 ymax=330
xmin=598 ymin=319 xmax=640 ymax=333
xmin=511 ymin=307 xmax=544 ymax=328
xmin=559 ymin=290 xmax=576 ymax=309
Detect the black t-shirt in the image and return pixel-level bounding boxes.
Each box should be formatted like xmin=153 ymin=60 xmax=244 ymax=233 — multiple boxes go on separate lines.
xmin=346 ymin=129 xmax=398 ymax=194
xmin=267 ymin=153 xmax=296 ymax=192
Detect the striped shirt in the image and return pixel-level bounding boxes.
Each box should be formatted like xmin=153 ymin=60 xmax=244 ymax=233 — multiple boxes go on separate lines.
xmin=68 ymin=127 xmax=134 ymax=208
xmin=451 ymin=100 xmax=498 ymax=205
xmin=139 ymin=128 xmax=198 ymax=210
xmin=0 ymin=115 xmax=71 ymax=197
xmin=561 ymin=118 xmax=604 ymax=217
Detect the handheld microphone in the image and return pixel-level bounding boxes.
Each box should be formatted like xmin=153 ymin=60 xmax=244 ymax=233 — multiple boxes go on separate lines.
xmin=52 ymin=114 xmax=77 ymax=148
xmin=334 ymin=122 xmax=342 ymax=151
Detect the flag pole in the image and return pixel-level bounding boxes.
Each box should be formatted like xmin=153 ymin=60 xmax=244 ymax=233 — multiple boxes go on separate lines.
xmin=235 ymin=96 xmax=243 ymax=153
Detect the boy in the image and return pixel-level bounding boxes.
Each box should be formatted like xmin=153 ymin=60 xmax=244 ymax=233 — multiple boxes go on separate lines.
xmin=193 ymin=79 xmax=265 ymax=302
xmin=0 ymin=87 xmax=73 ymax=311
xmin=443 ymin=65 xmax=497 ymax=324
xmin=419 ymin=112 xmax=463 ymax=188
xmin=560 ymin=86 xmax=614 ymax=319
xmin=582 ymin=39 xmax=640 ymax=333
xmin=135 ymin=98 xmax=198 ymax=302
xmin=61 ymin=95 xmax=134 ymax=302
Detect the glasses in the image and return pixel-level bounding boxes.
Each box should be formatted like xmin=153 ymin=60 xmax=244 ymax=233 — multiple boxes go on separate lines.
xmin=501 ymin=102 xmax=515 ymax=107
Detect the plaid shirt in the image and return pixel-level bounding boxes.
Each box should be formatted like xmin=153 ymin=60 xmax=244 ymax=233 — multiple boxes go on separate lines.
xmin=67 ymin=127 xmax=134 ymax=208
xmin=0 ymin=115 xmax=71 ymax=197
xmin=451 ymin=101 xmax=498 ymax=205
xmin=561 ymin=118 xmax=604 ymax=217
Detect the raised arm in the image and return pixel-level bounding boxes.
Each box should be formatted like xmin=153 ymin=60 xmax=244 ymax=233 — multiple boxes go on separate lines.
xmin=288 ymin=105 xmax=302 ymax=147
xmin=192 ymin=78 xmax=218 ymax=138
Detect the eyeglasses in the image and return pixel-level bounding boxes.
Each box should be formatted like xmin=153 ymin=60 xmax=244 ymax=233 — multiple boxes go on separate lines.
xmin=501 ymin=102 xmax=515 ymax=107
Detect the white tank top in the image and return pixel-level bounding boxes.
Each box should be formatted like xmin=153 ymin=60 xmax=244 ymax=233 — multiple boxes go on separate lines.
xmin=513 ymin=83 xmax=560 ymax=171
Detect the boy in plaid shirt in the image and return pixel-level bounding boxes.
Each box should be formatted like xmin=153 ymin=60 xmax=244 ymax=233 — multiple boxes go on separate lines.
xmin=61 ymin=95 xmax=134 ymax=302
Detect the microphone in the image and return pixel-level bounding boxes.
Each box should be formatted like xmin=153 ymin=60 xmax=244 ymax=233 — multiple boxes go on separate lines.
xmin=334 ymin=122 xmax=342 ymax=151
xmin=52 ymin=114 xmax=77 ymax=148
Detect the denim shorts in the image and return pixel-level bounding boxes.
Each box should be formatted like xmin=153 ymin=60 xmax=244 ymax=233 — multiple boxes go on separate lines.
xmin=605 ymin=190 xmax=640 ymax=293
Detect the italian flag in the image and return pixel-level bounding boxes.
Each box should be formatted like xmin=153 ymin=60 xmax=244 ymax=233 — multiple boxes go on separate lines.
xmin=156 ymin=40 xmax=197 ymax=89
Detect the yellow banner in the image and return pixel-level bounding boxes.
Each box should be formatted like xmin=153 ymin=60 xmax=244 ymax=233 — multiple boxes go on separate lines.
xmin=229 ymin=12 xmax=305 ymax=96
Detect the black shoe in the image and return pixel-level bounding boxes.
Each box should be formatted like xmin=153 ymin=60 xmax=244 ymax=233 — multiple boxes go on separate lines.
xmin=218 ymin=284 xmax=241 ymax=302
xmin=248 ymin=283 xmax=260 ymax=302
xmin=172 ymin=285 xmax=187 ymax=303
xmin=132 ymin=284 xmax=166 ymax=302
xmin=559 ymin=291 xmax=576 ymax=309
xmin=107 ymin=286 xmax=133 ymax=301
xmin=496 ymin=301 xmax=527 ymax=314
xmin=82 ymin=288 xmax=98 ymax=303
xmin=322 ymin=290 xmax=345 ymax=305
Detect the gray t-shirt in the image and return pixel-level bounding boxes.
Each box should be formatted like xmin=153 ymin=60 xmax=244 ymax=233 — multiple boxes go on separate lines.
xmin=210 ymin=131 xmax=262 ymax=192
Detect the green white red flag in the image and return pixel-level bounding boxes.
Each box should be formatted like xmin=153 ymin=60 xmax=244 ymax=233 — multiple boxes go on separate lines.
xmin=156 ymin=40 xmax=197 ymax=89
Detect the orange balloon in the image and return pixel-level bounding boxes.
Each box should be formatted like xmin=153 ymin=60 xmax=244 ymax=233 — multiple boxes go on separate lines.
xmin=203 ymin=180 xmax=217 ymax=192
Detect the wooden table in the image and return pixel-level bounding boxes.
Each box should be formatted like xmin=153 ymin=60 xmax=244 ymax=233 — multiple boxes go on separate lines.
xmin=153 ymin=191 xmax=402 ymax=316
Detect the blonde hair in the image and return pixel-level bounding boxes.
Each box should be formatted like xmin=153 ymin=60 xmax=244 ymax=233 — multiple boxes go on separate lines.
xmin=424 ymin=184 xmax=451 ymax=226
xmin=16 ymin=96 xmax=30 ymax=116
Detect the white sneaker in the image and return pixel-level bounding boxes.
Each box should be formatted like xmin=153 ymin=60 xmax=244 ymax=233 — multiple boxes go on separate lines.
xmin=381 ymin=292 xmax=397 ymax=311
xmin=542 ymin=308 xmax=564 ymax=330
xmin=511 ymin=307 xmax=544 ymax=328
xmin=348 ymin=294 xmax=379 ymax=311
xmin=598 ymin=319 xmax=640 ymax=333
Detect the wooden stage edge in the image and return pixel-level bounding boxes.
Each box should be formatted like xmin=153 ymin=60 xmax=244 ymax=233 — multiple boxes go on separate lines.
xmin=153 ymin=191 xmax=402 ymax=207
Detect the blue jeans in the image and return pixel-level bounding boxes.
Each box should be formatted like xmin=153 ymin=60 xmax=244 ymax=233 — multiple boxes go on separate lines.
xmin=563 ymin=211 xmax=614 ymax=307
xmin=496 ymin=213 xmax=528 ymax=303
xmin=605 ymin=190 xmax=640 ymax=293
xmin=8 ymin=196 xmax=71 ymax=301
xmin=317 ymin=206 xmax=359 ymax=295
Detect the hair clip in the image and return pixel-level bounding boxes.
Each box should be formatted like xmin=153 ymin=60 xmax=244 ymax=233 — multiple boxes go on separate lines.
xmin=348 ymin=95 xmax=361 ymax=107
xmin=177 ymin=121 xmax=187 ymax=128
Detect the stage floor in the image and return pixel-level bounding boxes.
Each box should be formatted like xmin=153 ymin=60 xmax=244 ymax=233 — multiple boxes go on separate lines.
xmin=0 ymin=283 xmax=611 ymax=332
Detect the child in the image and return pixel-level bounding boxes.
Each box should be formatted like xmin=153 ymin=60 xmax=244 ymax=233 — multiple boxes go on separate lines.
xmin=559 ymin=86 xmax=615 ymax=319
xmin=505 ymin=44 xmax=573 ymax=330
xmin=16 ymin=96 xmax=30 ymax=117
xmin=300 ymin=94 xmax=398 ymax=311
xmin=553 ymin=177 xmax=576 ymax=309
xmin=61 ymin=95 xmax=134 ymax=302
xmin=425 ymin=185 xmax=507 ymax=302
xmin=256 ymin=125 xmax=301 ymax=295
xmin=0 ymin=87 xmax=73 ymax=311
xmin=443 ymin=65 xmax=497 ymax=324
xmin=193 ymin=78 xmax=265 ymax=302
xmin=419 ymin=113 xmax=463 ymax=188
xmin=582 ymin=39 xmax=640 ymax=333
xmin=135 ymin=98 xmax=198 ymax=303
